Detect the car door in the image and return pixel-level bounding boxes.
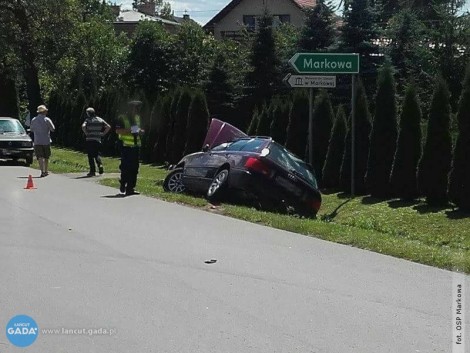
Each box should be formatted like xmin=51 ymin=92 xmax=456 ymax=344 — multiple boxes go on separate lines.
xmin=183 ymin=144 xmax=229 ymax=191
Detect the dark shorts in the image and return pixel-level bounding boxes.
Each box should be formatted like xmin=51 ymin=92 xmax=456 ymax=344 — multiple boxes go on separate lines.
xmin=34 ymin=145 xmax=51 ymax=159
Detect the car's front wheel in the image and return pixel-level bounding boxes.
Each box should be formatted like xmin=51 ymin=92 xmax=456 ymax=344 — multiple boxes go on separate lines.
xmin=207 ymin=169 xmax=229 ymax=202
xmin=163 ymin=168 xmax=185 ymax=193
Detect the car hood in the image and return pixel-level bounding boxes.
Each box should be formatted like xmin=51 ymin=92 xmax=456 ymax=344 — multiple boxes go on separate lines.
xmin=0 ymin=133 xmax=31 ymax=141
xmin=202 ymin=119 xmax=248 ymax=149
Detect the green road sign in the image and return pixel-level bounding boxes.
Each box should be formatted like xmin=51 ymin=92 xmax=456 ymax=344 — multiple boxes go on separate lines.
xmin=289 ymin=53 xmax=359 ymax=74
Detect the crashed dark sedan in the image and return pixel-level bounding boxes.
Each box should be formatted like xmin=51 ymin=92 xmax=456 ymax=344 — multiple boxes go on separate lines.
xmin=163 ymin=120 xmax=322 ymax=217
xmin=0 ymin=117 xmax=34 ymax=165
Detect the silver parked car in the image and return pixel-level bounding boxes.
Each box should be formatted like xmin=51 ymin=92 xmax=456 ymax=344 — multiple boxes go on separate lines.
xmin=0 ymin=117 xmax=34 ymax=165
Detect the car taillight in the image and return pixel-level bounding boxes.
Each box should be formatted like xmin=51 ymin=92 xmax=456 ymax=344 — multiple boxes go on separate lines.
xmin=311 ymin=199 xmax=322 ymax=212
xmin=245 ymin=157 xmax=271 ymax=176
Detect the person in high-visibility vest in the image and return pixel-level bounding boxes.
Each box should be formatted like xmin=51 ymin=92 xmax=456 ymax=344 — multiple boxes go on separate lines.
xmin=115 ymin=100 xmax=144 ymax=195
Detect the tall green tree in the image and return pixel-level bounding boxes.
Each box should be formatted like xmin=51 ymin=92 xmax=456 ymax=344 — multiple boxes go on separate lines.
xmin=365 ymin=63 xmax=398 ymax=197
xmin=448 ymin=66 xmax=470 ymax=210
xmin=155 ymin=95 xmax=172 ymax=162
xmin=246 ymin=10 xmax=282 ymax=108
xmin=312 ymin=90 xmax=334 ymax=183
xmin=205 ymin=52 xmax=235 ymax=120
xmin=417 ymin=77 xmax=452 ymax=205
xmin=172 ymin=22 xmax=216 ymax=87
xmin=338 ymin=0 xmax=379 ymax=84
xmin=389 ymin=84 xmax=422 ymax=200
xmin=256 ymin=103 xmax=271 ymax=136
xmin=0 ymin=69 xmax=19 ymax=117
xmin=247 ymin=108 xmax=259 ymax=135
xmin=298 ymin=0 xmax=335 ymax=52
xmin=322 ymin=106 xmax=347 ymax=189
xmin=270 ymin=99 xmax=289 ymax=145
xmin=126 ymin=22 xmax=175 ymax=100
xmin=385 ymin=10 xmax=433 ymax=93
xmin=165 ymin=88 xmax=182 ymax=161
xmin=430 ymin=0 xmax=468 ymax=110
xmin=285 ymin=90 xmax=309 ymax=159
xmin=185 ymin=90 xmax=210 ymax=155
xmin=340 ymin=79 xmax=372 ymax=194
xmin=169 ymin=88 xmax=192 ymax=163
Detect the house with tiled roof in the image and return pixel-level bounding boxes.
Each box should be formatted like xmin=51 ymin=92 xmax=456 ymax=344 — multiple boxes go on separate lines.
xmin=203 ymin=0 xmax=316 ymax=40
xmin=111 ymin=2 xmax=193 ymax=37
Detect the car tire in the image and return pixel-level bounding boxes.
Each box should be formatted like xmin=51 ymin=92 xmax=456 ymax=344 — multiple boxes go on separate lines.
xmin=25 ymin=156 xmax=33 ymax=166
xmin=207 ymin=168 xmax=229 ymax=202
xmin=163 ymin=168 xmax=186 ymax=193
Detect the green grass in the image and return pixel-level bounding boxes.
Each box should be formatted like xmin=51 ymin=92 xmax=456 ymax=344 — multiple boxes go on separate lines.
xmin=36 ymin=147 xmax=470 ymax=272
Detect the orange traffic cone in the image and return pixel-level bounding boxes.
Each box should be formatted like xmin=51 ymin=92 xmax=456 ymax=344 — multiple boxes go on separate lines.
xmin=24 ymin=175 xmax=36 ymax=190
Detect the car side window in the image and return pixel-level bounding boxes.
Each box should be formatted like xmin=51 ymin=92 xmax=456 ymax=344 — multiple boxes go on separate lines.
xmin=211 ymin=142 xmax=230 ymax=151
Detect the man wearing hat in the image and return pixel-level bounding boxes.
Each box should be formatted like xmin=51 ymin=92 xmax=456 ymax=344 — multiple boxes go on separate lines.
xmin=81 ymin=107 xmax=111 ymax=177
xmin=30 ymin=105 xmax=55 ymax=177
xmin=115 ymin=100 xmax=144 ymax=195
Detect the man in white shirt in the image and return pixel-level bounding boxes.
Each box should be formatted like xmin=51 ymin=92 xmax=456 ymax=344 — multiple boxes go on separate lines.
xmin=30 ymin=105 xmax=55 ymax=177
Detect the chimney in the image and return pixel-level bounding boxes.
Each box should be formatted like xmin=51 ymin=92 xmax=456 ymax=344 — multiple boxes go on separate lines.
xmin=136 ymin=1 xmax=156 ymax=16
xmin=110 ymin=4 xmax=121 ymax=18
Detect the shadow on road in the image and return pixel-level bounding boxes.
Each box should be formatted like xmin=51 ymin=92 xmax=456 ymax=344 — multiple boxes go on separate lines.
xmin=74 ymin=175 xmax=95 ymax=179
xmin=101 ymin=194 xmax=126 ymax=199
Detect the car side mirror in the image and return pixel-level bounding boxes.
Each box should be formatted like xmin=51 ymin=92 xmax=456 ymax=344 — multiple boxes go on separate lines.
xmin=202 ymin=144 xmax=210 ymax=152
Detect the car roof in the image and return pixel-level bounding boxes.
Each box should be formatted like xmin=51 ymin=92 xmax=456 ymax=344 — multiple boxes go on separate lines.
xmin=0 ymin=117 xmax=18 ymax=121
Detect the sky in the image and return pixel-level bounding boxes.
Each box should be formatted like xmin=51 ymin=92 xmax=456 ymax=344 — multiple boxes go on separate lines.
xmin=120 ymin=0 xmax=230 ymax=25
xmin=120 ymin=0 xmax=470 ymax=26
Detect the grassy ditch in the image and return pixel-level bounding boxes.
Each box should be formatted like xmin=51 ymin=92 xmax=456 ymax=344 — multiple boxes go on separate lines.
xmin=32 ymin=147 xmax=470 ymax=273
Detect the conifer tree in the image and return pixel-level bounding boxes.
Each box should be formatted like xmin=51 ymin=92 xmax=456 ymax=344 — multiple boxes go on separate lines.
xmin=247 ymin=108 xmax=259 ymax=135
xmin=312 ymin=90 xmax=334 ymax=183
xmin=322 ymin=105 xmax=347 ymax=189
xmin=270 ymin=99 xmax=289 ymax=144
xmin=286 ymin=90 xmax=309 ymax=160
xmin=246 ymin=10 xmax=282 ymax=108
xmin=417 ymin=77 xmax=452 ymax=205
xmin=389 ymin=84 xmax=422 ymax=200
xmin=185 ymin=90 xmax=210 ymax=155
xmin=165 ymin=88 xmax=182 ymax=161
xmin=256 ymin=103 xmax=271 ymax=136
xmin=298 ymin=0 xmax=335 ymax=52
xmin=365 ymin=63 xmax=398 ymax=197
xmin=448 ymin=66 xmax=470 ymax=210
xmin=154 ymin=95 xmax=172 ymax=162
xmin=169 ymin=88 xmax=192 ymax=163
xmin=340 ymin=79 xmax=372 ymax=194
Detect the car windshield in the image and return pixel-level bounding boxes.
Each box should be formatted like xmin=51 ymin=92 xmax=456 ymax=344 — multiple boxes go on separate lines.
xmin=266 ymin=142 xmax=318 ymax=188
xmin=0 ymin=119 xmax=26 ymax=134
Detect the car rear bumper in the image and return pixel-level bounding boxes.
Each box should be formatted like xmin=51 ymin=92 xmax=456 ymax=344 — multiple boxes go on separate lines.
xmin=228 ymin=168 xmax=321 ymax=216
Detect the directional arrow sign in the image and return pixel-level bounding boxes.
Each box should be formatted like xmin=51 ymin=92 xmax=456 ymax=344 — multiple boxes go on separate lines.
xmin=289 ymin=53 xmax=359 ymax=74
xmin=284 ymin=74 xmax=336 ymax=88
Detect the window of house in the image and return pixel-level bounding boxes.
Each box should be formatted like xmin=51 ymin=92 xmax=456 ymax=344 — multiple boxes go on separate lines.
xmin=243 ymin=15 xmax=257 ymax=31
xmin=273 ymin=14 xmax=290 ymax=27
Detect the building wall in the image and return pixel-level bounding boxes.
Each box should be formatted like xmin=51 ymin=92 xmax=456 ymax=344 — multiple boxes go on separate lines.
xmin=213 ymin=0 xmax=306 ymax=40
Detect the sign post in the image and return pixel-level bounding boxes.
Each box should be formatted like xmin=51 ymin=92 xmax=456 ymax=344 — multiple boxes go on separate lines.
xmin=288 ymin=52 xmax=359 ymax=197
xmin=351 ymin=75 xmax=357 ymax=197
xmin=289 ymin=53 xmax=359 ymax=74
xmin=283 ymin=74 xmax=336 ymax=88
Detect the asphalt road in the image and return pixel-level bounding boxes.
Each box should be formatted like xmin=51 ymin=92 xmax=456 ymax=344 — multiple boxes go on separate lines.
xmin=0 ymin=166 xmax=468 ymax=353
